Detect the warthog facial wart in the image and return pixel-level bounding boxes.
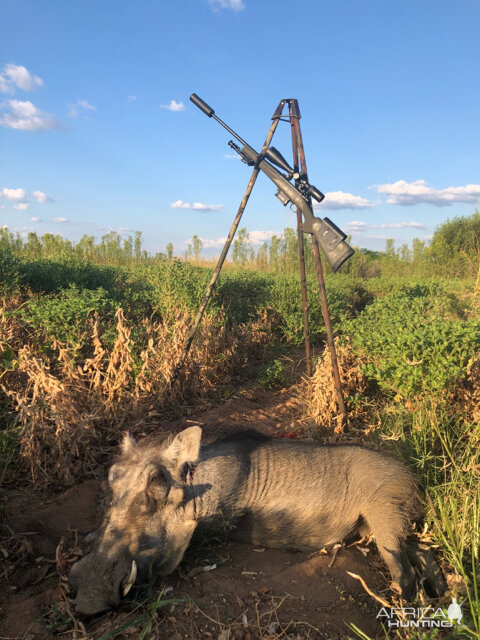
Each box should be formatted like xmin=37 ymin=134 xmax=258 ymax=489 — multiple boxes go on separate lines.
xmin=69 ymin=427 xmax=446 ymax=614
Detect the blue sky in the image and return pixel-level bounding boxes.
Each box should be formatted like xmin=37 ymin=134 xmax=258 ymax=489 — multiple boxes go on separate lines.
xmin=1 ymin=0 xmax=479 ymax=256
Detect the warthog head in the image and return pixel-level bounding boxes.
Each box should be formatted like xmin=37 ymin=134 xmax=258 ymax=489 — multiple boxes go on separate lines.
xmin=69 ymin=427 xmax=202 ymax=615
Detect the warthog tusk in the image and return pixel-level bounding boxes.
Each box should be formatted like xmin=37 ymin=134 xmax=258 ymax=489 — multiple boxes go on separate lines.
xmin=122 ymin=560 xmax=137 ymax=596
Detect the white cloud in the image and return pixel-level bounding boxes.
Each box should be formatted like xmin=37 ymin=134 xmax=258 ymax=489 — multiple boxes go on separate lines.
xmin=160 ymin=100 xmax=185 ymax=112
xmin=344 ymin=220 xmax=368 ymax=233
xmin=192 ymin=201 xmax=223 ymax=211
xmin=171 ymin=199 xmax=191 ymax=209
xmin=209 ymin=0 xmax=246 ymax=11
xmin=196 ymin=236 xmax=228 ymax=249
xmin=314 ymin=190 xmax=375 ymax=210
xmin=0 ymin=64 xmax=43 ymax=94
xmin=379 ymin=221 xmax=425 ymax=229
xmin=1 ymin=187 xmax=54 ymax=212
xmin=198 ymin=229 xmax=275 ymax=249
xmin=344 ymin=220 xmax=426 ymax=234
xmin=1 ymin=187 xmax=29 ymax=210
xmin=249 ymin=230 xmax=276 ymax=245
xmin=17 ymin=226 xmax=35 ymax=238
xmin=0 ymin=99 xmax=61 ymax=131
xmin=52 ymin=217 xmax=69 ymax=223
xmin=68 ymin=99 xmax=97 ymax=118
xmin=30 ymin=216 xmax=43 ymax=222
xmin=127 ymin=95 xmax=138 ymax=102
xmin=171 ymin=199 xmax=223 ymax=212
xmin=224 ymin=153 xmax=241 ymax=159
xmin=1 ymin=187 xmax=26 ymax=200
xmin=31 ymin=190 xmax=53 ymax=203
xmin=0 ymin=75 xmax=12 ymax=94
xmin=373 ymin=180 xmax=480 ymax=207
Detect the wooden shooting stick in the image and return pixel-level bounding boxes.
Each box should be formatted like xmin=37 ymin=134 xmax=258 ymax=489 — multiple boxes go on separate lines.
xmin=170 ymin=98 xmax=348 ymax=432
xmin=169 ymin=115 xmax=281 ymax=386
xmin=287 ymin=100 xmax=348 ymax=431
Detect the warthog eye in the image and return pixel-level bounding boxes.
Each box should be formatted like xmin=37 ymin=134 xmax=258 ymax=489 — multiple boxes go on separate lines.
xmin=146 ymin=467 xmax=170 ymax=504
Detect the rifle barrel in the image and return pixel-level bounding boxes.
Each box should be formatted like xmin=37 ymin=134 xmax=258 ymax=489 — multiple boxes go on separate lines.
xmin=190 ymin=93 xmax=250 ymax=149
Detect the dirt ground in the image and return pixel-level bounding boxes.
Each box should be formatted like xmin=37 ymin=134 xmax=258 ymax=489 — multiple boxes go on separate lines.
xmin=1 ymin=385 xmax=398 ymax=639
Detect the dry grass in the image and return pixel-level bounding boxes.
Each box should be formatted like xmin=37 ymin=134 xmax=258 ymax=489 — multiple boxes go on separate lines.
xmin=1 ymin=303 xmax=272 ymax=486
xmin=452 ymin=355 xmax=480 ymax=424
xmin=295 ymin=340 xmax=370 ymax=432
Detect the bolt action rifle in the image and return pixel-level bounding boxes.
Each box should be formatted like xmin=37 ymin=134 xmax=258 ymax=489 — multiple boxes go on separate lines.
xmin=190 ymin=93 xmax=354 ymax=272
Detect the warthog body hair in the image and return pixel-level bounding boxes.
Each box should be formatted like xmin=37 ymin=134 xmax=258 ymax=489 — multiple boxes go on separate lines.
xmin=69 ymin=428 xmax=445 ymax=614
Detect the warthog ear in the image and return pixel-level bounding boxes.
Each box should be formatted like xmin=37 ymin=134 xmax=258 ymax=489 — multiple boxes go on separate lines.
xmin=163 ymin=426 xmax=202 ymax=477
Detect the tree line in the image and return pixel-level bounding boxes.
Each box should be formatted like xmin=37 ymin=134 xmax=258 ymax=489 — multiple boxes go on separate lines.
xmin=1 ymin=211 xmax=479 ymax=279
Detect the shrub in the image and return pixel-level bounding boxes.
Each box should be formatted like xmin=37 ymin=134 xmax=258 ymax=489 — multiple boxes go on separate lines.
xmin=267 ymin=273 xmax=372 ymax=345
xmin=257 ymin=358 xmax=285 ymax=389
xmin=343 ymin=288 xmax=480 ymax=401
xmin=18 ymin=256 xmax=119 ymax=293
xmin=0 ymin=245 xmax=20 ymax=291
xmin=17 ymin=285 xmax=117 ymax=350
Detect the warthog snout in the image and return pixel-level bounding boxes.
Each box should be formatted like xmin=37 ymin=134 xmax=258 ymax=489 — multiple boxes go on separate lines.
xmin=69 ymin=551 xmax=137 ymax=615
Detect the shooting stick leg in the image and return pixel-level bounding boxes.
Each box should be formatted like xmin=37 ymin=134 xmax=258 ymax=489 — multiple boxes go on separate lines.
xmin=289 ymin=110 xmax=347 ymax=432
xmin=290 ymin=103 xmax=312 ymax=378
xmin=296 ymin=209 xmax=312 ymax=377
xmin=312 ymin=237 xmax=348 ymax=432
xmin=169 ymin=117 xmax=281 ymax=387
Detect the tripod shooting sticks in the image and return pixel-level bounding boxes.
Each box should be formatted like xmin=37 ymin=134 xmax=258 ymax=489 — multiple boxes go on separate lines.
xmin=170 ymin=95 xmax=351 ymax=432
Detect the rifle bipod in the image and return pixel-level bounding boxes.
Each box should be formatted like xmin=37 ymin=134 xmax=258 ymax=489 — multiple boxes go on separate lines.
xmin=170 ymin=95 xmax=354 ymax=432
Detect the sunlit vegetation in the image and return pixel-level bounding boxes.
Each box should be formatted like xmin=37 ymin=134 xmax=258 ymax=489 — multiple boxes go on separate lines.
xmin=0 ymin=211 xmax=479 ymax=635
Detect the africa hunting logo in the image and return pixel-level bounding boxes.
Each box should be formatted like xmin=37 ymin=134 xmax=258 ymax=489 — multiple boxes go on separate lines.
xmin=377 ymin=598 xmax=464 ymax=629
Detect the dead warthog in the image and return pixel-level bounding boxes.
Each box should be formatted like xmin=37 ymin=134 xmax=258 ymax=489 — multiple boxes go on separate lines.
xmin=69 ymin=428 xmax=445 ymax=614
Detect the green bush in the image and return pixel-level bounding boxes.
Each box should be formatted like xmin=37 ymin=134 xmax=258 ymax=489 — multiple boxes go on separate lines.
xmin=344 ymin=287 xmax=480 ymax=400
xmin=215 ymin=270 xmax=273 ymax=325
xmin=0 ymin=245 xmax=20 ymax=291
xmin=17 ymin=285 xmax=117 ymax=349
xmin=267 ymin=273 xmax=372 ymax=345
xmin=257 ymin=358 xmax=285 ymax=389
xmin=18 ymin=256 xmax=119 ymax=294
xmin=10 ymin=254 xmax=382 ymax=348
